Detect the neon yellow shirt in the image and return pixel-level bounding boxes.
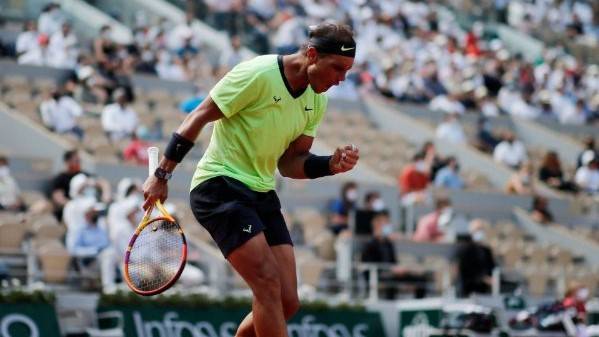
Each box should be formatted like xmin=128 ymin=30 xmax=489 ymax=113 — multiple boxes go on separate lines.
xmin=191 ymin=55 xmax=328 ymax=192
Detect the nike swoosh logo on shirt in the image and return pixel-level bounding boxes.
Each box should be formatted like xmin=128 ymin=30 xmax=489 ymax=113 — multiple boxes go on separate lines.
xmin=340 ymin=45 xmax=354 ymax=51
xmin=304 ymin=106 xmax=313 ymax=111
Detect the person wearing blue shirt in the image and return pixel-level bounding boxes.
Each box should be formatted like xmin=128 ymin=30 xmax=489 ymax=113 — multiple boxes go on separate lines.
xmin=434 ymin=157 xmax=464 ymax=190
xmin=72 ymin=204 xmax=109 ymax=257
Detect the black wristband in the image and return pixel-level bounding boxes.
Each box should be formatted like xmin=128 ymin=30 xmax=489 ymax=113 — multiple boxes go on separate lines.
xmin=304 ymin=154 xmax=333 ymax=179
xmin=164 ymin=133 xmax=194 ymax=163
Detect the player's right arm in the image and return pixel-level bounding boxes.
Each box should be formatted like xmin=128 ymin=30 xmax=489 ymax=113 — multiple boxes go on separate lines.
xmin=142 ymin=96 xmax=224 ymax=210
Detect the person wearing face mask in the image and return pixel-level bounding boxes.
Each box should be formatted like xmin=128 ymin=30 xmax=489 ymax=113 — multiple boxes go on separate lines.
xmin=63 ymin=173 xmax=112 ymax=252
xmin=412 ymin=196 xmax=451 ymax=243
xmin=0 ymin=155 xmax=26 ymax=212
xmin=361 ymin=210 xmax=428 ymax=299
xmin=454 ymin=219 xmax=496 ymax=297
xmin=354 ymin=191 xmax=385 ymax=235
xmin=328 ymin=181 xmax=358 ymax=235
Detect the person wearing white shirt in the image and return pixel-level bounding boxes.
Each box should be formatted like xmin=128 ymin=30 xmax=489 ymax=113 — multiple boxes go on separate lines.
xmin=40 ymin=90 xmax=84 ymax=139
xmin=0 ymin=156 xmax=24 ymax=212
xmin=575 ymin=152 xmax=599 ymax=194
xmin=436 ymin=113 xmax=467 ymax=144
xmin=429 ymin=94 xmax=466 ymax=115
xmin=15 ymin=21 xmax=38 ymax=57
xmin=17 ymin=34 xmax=57 ymax=66
xmin=218 ymin=35 xmax=253 ymax=74
xmin=38 ymin=3 xmax=64 ymax=36
xmin=49 ymin=22 xmax=78 ymax=69
xmin=493 ymin=131 xmax=528 ymax=169
xmin=559 ymin=99 xmax=587 ymax=125
xmin=101 ymin=89 xmax=139 ymax=141
xmin=510 ymin=93 xmax=541 ymax=119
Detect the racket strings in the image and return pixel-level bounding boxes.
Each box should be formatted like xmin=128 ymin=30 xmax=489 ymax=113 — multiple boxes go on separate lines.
xmin=128 ymin=219 xmax=183 ymax=291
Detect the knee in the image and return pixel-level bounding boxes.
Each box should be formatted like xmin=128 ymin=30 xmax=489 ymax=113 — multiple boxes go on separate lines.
xmin=282 ymin=294 xmax=300 ymax=320
xmin=251 ymin=263 xmax=281 ymax=299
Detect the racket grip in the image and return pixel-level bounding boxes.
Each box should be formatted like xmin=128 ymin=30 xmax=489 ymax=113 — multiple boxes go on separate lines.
xmin=148 ymin=147 xmax=159 ymax=178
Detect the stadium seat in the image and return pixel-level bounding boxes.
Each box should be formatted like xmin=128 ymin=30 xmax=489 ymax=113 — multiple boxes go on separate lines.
xmin=37 ymin=243 xmax=71 ymax=283
xmin=0 ymin=222 xmax=26 ymax=252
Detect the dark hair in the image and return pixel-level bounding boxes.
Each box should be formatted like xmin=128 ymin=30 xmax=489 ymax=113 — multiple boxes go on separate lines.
xmin=435 ymin=196 xmax=451 ymax=210
xmin=302 ymin=23 xmax=355 ymax=53
xmin=63 ymin=150 xmax=78 ymax=162
xmin=364 ymin=191 xmax=380 ymax=204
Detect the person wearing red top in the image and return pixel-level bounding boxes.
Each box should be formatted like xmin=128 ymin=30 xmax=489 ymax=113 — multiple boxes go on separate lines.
xmin=412 ymin=197 xmax=451 ymax=243
xmin=399 ymin=152 xmax=430 ymax=197
xmin=562 ymin=283 xmax=589 ymax=323
xmin=122 ymin=126 xmax=151 ymax=165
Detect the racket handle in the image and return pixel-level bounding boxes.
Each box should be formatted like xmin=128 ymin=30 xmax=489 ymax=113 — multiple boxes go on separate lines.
xmin=148 ymin=146 xmax=159 ymax=178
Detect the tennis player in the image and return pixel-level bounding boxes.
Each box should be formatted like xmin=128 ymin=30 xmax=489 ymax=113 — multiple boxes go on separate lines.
xmin=143 ymin=22 xmax=358 ymax=337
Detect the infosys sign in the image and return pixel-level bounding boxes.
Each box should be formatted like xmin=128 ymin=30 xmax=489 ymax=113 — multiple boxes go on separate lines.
xmin=0 ymin=304 xmax=61 ymax=337
xmin=99 ymin=306 xmax=386 ymax=337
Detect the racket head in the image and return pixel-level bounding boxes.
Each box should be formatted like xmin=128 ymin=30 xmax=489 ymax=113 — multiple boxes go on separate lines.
xmin=123 ymin=202 xmax=187 ymax=296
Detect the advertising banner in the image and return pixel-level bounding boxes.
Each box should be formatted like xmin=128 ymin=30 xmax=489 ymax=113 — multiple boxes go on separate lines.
xmin=0 ymin=303 xmax=61 ymax=337
xmin=98 ymin=305 xmax=386 ymax=337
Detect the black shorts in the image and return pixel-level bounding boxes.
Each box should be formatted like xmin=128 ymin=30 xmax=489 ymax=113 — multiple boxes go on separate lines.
xmin=189 ymin=176 xmax=292 ymax=258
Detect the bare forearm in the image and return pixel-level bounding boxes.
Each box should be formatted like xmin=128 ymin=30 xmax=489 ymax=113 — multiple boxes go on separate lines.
xmin=158 ymin=97 xmax=223 ymax=172
xmin=278 ymin=152 xmax=312 ymax=179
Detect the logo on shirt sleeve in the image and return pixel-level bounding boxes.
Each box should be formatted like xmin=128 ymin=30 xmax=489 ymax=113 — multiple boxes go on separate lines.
xmin=273 ymin=96 xmax=281 ymax=103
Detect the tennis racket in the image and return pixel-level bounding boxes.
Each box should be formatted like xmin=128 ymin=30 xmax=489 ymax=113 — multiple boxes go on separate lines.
xmin=123 ymin=146 xmax=187 ymax=296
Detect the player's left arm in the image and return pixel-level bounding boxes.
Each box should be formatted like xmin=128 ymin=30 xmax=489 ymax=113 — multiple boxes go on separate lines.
xmin=278 ymin=134 xmax=359 ymax=179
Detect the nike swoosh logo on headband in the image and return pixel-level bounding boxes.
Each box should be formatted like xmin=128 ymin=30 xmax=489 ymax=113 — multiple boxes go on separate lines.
xmin=340 ymin=45 xmax=354 ymax=51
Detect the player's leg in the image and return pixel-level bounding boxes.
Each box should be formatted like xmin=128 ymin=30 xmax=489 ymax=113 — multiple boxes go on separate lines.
xmin=235 ymin=203 xmax=299 ymax=337
xmin=235 ymin=244 xmax=299 ymax=337
xmin=228 ymin=233 xmax=288 ymax=337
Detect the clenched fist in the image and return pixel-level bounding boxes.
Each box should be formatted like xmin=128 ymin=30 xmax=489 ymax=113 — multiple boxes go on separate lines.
xmin=330 ymin=144 xmax=359 ymax=174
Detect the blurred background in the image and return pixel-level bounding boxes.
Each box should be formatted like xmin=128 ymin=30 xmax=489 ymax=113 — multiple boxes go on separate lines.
xmin=0 ymin=0 xmax=598 ymax=336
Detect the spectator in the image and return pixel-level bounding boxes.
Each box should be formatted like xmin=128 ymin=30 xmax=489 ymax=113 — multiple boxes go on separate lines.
xmin=38 ymin=3 xmax=64 ymax=36
xmin=412 ymin=196 xmax=452 ymax=243
xmin=429 ymin=94 xmax=465 ymax=115
xmin=399 ymin=152 xmax=430 ymax=204
xmin=15 ymin=21 xmax=38 ymax=57
xmin=493 ymin=131 xmax=528 ymax=169
xmin=474 ymin=117 xmax=500 ymax=153
xmin=48 ymin=21 xmax=78 ymax=69
xmin=0 ymin=155 xmax=25 ymax=212
xmin=530 ymin=195 xmax=554 ymax=224
xmin=101 ymin=88 xmax=139 ymax=141
xmin=559 ymin=99 xmax=588 ymax=125
xmin=122 ymin=126 xmax=152 ymax=165
xmin=538 ymin=151 xmax=578 ymax=192
xmin=455 ymin=219 xmax=496 ymax=297
xmin=218 ymin=35 xmax=253 ymax=76
xmin=575 ymin=152 xmax=599 ymax=194
xmin=48 ymin=150 xmax=85 ymax=220
xmin=506 ymin=161 xmax=535 ymax=195
xmin=328 ymin=181 xmax=358 ymax=235
xmin=40 ymin=88 xmax=84 ymax=140
xmin=562 ymin=282 xmax=589 ymax=324
xmin=71 ymin=202 xmax=110 ymax=257
xmin=435 ymin=113 xmax=467 ymax=144
xmin=63 ymin=174 xmax=111 ymax=252
xmin=576 ymin=137 xmax=598 ymax=169
xmin=271 ymin=9 xmax=306 ymax=55
xmin=176 ymin=32 xmax=199 ymax=59
xmin=361 ymin=210 xmax=427 ymax=299
xmin=434 ymin=156 xmax=464 ymax=190
xmin=362 ymin=191 xmax=385 ymax=212
xmin=420 ymin=141 xmax=445 ymax=182
xmin=17 ymin=34 xmax=57 ymax=66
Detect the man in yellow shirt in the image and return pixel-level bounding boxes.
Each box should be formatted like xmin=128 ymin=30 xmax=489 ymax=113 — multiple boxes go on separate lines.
xmin=143 ymin=22 xmax=359 ymax=337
